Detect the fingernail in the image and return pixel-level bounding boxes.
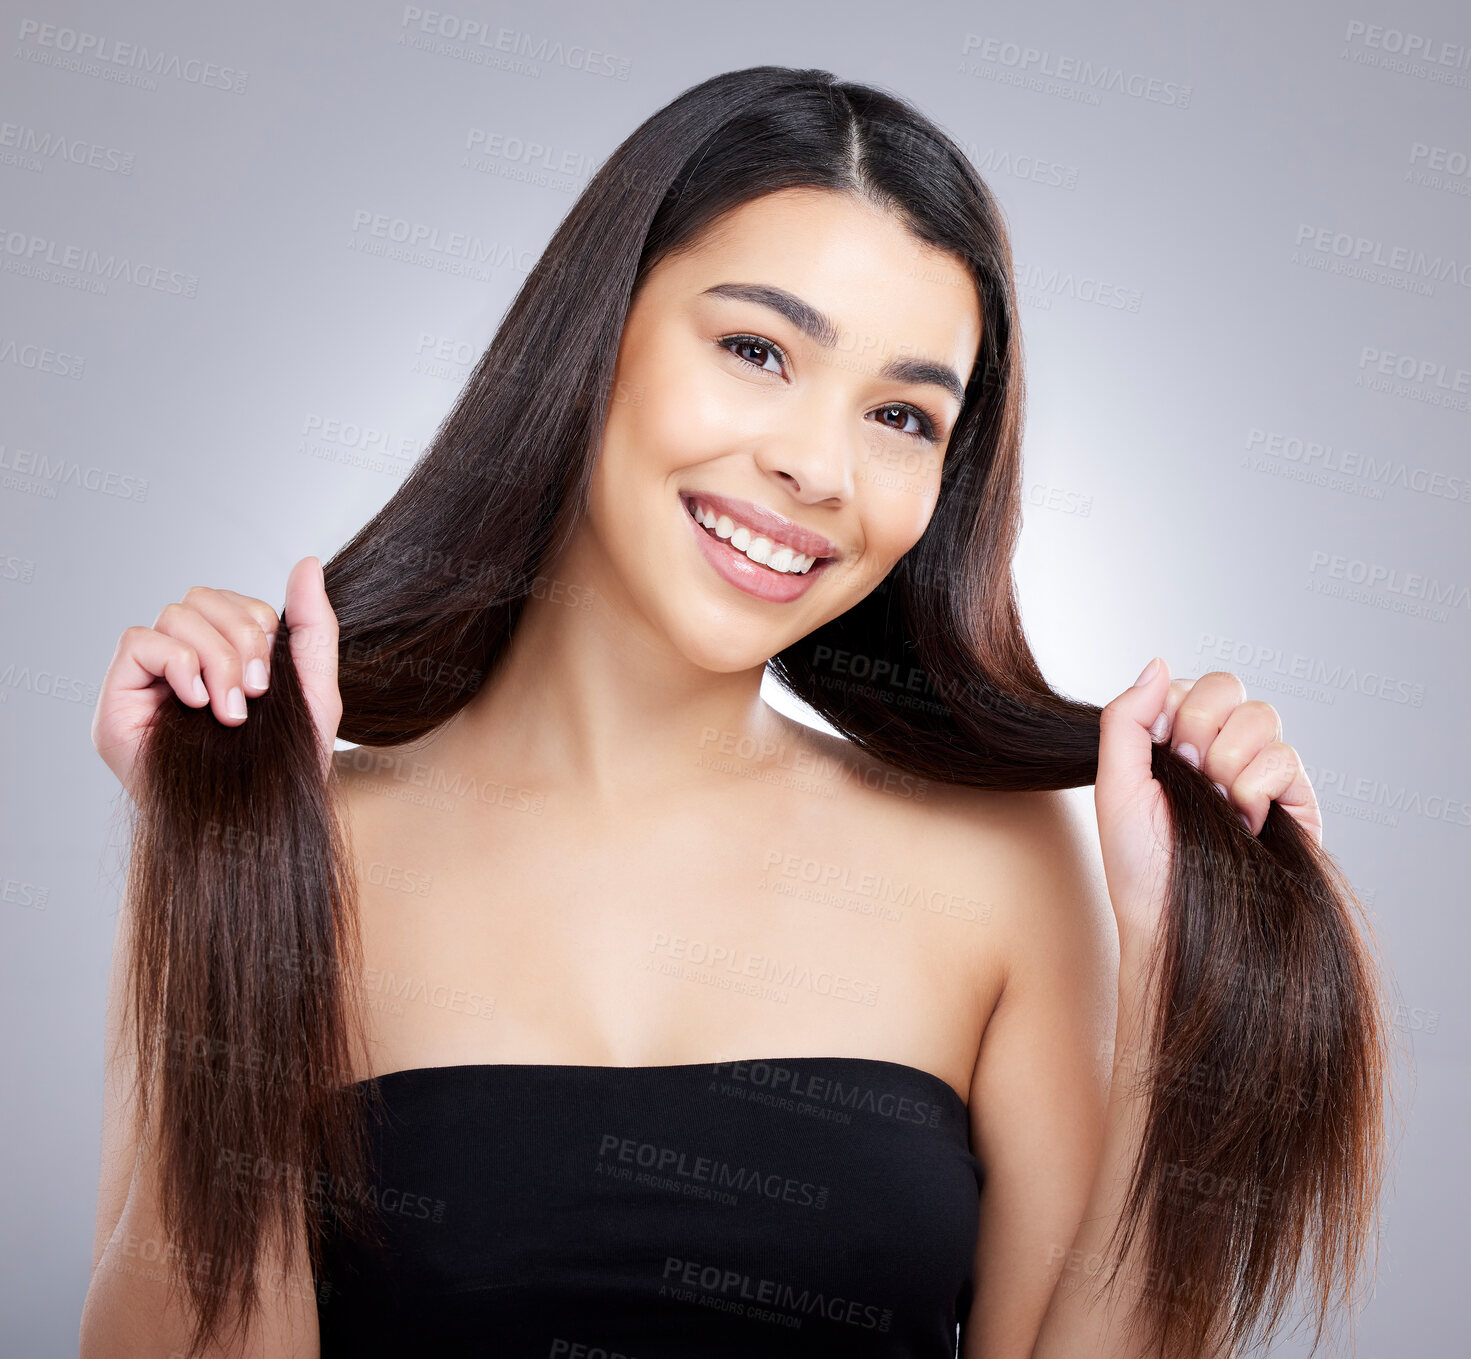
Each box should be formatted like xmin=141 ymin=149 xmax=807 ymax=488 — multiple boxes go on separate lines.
xmin=192 ymin=675 xmax=208 ymax=704
xmin=1239 ymin=811 xmax=1254 ymax=833
xmin=1213 ymin=781 xmax=1228 ymax=798
xmin=245 ymin=658 xmax=269 ymax=690
xmin=1133 ymin=657 xmax=1160 ymax=687
xmin=1177 ymin=742 xmax=1200 ymax=769
xmin=227 ymin=687 xmax=247 ymax=719
xmin=1148 ymin=712 xmax=1168 ymax=741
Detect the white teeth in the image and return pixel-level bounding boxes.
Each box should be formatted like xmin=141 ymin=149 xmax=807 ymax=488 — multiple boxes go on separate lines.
xmin=689 ymin=500 xmax=818 ymax=574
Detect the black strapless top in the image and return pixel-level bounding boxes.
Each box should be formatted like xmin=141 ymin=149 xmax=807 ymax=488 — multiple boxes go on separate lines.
xmin=313 ymin=1057 xmax=983 ymax=1356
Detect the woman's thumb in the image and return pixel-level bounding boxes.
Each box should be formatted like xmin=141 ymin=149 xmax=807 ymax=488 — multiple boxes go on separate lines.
xmin=283 ymin=555 xmax=341 ymax=767
xmin=1096 ymin=656 xmax=1171 ymax=806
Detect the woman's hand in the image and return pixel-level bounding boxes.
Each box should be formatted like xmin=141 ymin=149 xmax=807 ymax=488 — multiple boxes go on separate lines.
xmin=1094 ymin=656 xmax=1323 ymax=944
xmin=91 ymin=556 xmax=342 ymax=800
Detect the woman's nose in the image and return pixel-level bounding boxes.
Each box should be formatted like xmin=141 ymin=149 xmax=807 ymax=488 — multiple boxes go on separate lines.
xmin=750 ymin=394 xmax=859 ymax=506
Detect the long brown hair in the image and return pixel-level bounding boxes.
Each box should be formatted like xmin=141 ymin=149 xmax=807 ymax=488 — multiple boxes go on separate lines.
xmin=123 ymin=66 xmax=1395 ymax=1358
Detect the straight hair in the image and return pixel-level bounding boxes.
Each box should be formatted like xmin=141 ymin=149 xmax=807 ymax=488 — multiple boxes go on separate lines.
xmin=123 ymin=65 xmax=1395 ymax=1359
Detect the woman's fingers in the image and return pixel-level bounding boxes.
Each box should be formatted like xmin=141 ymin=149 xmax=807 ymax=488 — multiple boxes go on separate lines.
xmin=92 ymin=619 xmax=220 ymax=797
xmin=1192 ymin=699 xmax=1284 ymax=799
xmin=106 ymin=625 xmax=207 ymax=706
xmin=91 ymin=626 xmax=211 ymax=775
xmin=94 ymin=573 xmax=332 ymax=800
xmin=1147 ymin=677 xmax=1194 ymax=743
xmin=94 ymin=581 xmax=304 ymax=801
xmin=174 ymin=587 xmax=279 ymax=700
xmin=1225 ymin=741 xmax=1322 ymax=842
xmin=211 ymin=587 xmax=282 ymax=639
xmin=152 ymin=600 xmax=250 ymax=725
xmin=1146 ymin=671 xmax=1309 ymax=839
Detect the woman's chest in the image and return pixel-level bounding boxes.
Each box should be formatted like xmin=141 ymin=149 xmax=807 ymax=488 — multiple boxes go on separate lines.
xmin=337 ymin=770 xmax=1010 ymax=1101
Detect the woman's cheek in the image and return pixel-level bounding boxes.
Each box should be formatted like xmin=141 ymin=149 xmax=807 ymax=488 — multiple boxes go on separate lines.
xmin=859 ymin=441 xmax=942 ymax=546
xmin=651 ymin=370 xmax=759 ymax=466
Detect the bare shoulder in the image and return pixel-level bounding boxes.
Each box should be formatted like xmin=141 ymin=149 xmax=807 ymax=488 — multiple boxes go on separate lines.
xmin=929 ymin=780 xmax=1117 ymax=995
xmin=928 ymin=780 xmax=1109 ymax=901
xmin=783 ymin=711 xmax=1116 ymax=993
xmin=784 ymin=709 xmax=1102 ymax=887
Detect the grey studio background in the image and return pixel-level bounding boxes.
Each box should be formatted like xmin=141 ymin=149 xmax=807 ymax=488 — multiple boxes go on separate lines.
xmin=2 ymin=0 xmax=1467 ymax=1353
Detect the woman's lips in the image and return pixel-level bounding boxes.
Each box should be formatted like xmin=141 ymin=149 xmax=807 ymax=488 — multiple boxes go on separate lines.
xmin=680 ymin=494 xmax=832 ymax=603
xmin=683 ymin=489 xmax=838 ymax=561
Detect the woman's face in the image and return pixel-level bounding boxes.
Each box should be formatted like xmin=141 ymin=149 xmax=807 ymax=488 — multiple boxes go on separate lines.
xmin=586 ymin=186 xmax=983 ymax=673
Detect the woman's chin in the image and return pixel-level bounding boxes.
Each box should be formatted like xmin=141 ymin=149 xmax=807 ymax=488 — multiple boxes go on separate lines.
xmin=655 ymin=609 xmax=783 ymax=676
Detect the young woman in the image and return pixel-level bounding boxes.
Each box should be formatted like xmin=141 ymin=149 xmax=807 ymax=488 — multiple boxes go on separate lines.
xmin=80 ymin=67 xmax=1391 ymax=1359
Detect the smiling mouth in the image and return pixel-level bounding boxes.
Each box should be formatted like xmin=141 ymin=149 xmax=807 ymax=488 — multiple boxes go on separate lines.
xmin=680 ymin=495 xmax=832 ymax=576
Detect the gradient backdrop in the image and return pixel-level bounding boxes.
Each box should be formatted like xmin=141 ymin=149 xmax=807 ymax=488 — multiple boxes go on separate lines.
xmin=2 ymin=1 xmax=1467 ymax=1353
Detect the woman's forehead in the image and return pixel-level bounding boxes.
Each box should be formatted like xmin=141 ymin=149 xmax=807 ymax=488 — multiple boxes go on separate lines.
xmin=647 ymin=189 xmax=983 ymax=372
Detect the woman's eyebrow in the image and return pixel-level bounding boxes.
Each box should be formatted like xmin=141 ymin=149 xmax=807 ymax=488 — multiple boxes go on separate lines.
xmin=700 ymin=281 xmax=967 ymax=406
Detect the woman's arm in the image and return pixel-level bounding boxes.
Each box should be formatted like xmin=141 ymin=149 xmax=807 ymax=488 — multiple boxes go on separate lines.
xmin=1026 ymin=930 xmax=1177 ymax=1359
xmin=956 ymin=786 xmax=1209 ymax=1359
xmin=957 ymin=788 xmax=1123 ymax=1359
xmin=1003 ymin=661 xmax=1313 ymax=1358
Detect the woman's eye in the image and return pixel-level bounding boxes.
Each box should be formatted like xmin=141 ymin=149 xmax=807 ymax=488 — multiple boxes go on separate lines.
xmin=721 ymin=336 xmax=785 ymax=375
xmin=873 ymin=403 xmax=936 ymax=441
xmin=718 ymin=340 xmax=939 ymax=442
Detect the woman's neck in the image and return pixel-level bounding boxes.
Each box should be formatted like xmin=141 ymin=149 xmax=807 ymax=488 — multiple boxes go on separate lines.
xmin=441 ymin=583 xmax=791 ymax=803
